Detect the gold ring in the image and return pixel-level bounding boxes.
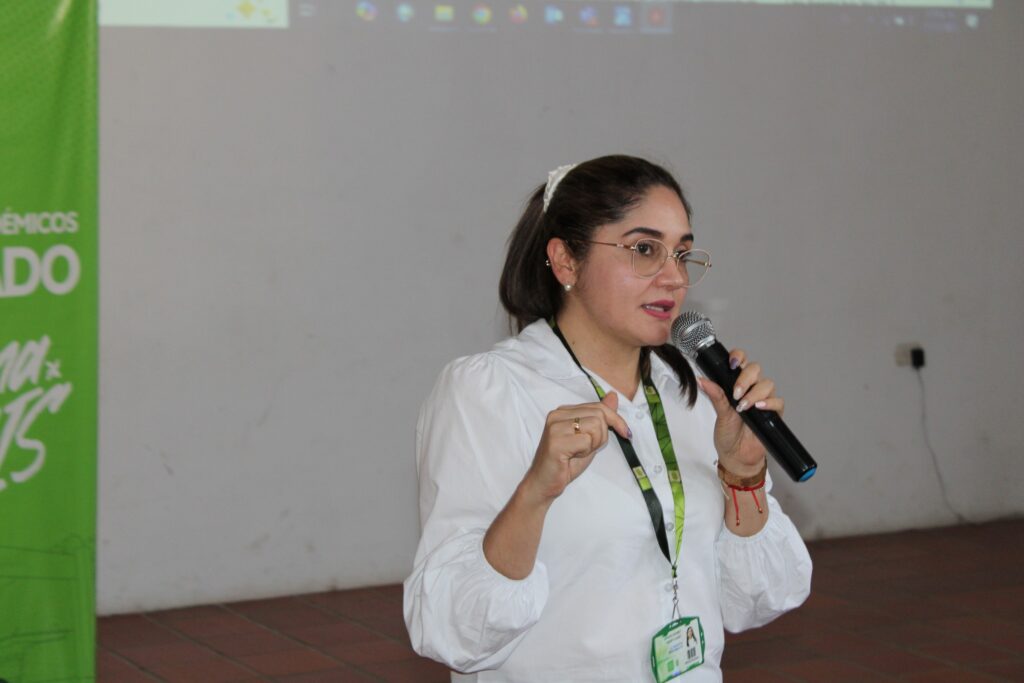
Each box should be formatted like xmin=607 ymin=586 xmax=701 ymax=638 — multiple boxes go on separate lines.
xmin=573 ymin=417 xmax=582 ymax=434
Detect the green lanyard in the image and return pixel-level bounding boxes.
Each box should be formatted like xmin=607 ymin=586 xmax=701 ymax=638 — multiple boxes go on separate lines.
xmin=549 ymin=323 xmax=686 ymax=577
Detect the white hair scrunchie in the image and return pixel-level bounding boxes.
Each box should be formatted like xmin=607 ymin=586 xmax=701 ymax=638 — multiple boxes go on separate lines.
xmin=543 ymin=163 xmax=577 ymax=213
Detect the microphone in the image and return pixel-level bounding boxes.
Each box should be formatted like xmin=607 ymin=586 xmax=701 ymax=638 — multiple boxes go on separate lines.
xmin=671 ymin=311 xmax=817 ymax=482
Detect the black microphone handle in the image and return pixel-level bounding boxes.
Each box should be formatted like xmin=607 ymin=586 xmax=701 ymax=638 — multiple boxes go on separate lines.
xmin=695 ymin=340 xmax=817 ymax=483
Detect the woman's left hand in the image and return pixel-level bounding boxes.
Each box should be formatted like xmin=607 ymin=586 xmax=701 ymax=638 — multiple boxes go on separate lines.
xmin=697 ymin=349 xmax=784 ymax=478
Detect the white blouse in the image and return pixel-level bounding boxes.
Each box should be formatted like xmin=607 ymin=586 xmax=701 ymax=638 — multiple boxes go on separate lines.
xmin=404 ymin=321 xmax=812 ymax=682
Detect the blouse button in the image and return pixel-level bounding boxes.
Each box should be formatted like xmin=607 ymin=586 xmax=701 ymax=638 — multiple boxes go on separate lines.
xmin=654 ymin=464 xmax=664 ymax=475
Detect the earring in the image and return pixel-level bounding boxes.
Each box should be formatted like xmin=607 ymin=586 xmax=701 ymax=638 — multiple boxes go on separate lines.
xmin=563 ymin=283 xmax=573 ymax=292
xmin=545 ymin=259 xmax=551 ymax=267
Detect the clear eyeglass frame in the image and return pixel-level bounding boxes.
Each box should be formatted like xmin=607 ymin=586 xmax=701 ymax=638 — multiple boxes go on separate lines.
xmin=584 ymin=238 xmax=712 ymax=286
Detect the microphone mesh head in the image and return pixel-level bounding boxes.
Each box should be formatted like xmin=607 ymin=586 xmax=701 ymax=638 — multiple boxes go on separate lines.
xmin=671 ymin=311 xmax=716 ymax=359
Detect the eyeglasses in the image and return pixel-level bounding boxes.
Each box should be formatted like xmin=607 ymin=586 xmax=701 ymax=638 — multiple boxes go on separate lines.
xmin=584 ymin=238 xmax=712 ymax=286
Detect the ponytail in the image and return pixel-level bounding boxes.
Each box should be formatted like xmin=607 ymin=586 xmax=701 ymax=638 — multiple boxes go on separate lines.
xmin=499 ymin=185 xmax=564 ymax=333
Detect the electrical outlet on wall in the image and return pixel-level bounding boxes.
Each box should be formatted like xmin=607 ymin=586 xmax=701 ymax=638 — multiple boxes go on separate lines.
xmin=895 ymin=343 xmax=925 ymax=368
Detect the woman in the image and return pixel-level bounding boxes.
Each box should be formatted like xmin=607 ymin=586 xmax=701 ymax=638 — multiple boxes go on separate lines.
xmin=404 ymin=156 xmax=812 ymax=682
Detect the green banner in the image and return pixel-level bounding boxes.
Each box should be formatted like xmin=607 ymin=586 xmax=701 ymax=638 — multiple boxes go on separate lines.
xmin=0 ymin=2 xmax=97 ymax=681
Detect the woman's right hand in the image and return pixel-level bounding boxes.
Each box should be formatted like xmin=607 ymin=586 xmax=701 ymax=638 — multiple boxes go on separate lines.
xmin=484 ymin=393 xmax=631 ymax=579
xmin=521 ymin=392 xmax=632 ymax=505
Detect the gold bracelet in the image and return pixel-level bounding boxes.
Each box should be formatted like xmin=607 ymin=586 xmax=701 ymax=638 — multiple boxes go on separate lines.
xmin=716 ymin=458 xmax=767 ymax=489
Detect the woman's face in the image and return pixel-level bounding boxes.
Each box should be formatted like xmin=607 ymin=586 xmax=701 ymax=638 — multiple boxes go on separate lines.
xmin=569 ymin=185 xmax=694 ymax=352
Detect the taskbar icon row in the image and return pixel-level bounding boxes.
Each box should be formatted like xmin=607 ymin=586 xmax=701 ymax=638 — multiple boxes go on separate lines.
xmin=342 ymin=1 xmax=674 ymax=33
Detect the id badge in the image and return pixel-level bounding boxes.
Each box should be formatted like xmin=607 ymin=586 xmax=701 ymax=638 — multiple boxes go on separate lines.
xmin=650 ymin=616 xmax=705 ymax=682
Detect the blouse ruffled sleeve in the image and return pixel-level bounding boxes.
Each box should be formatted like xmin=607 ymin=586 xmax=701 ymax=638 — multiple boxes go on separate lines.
xmin=403 ymin=355 xmax=549 ymax=673
xmin=714 ymin=475 xmax=813 ymax=632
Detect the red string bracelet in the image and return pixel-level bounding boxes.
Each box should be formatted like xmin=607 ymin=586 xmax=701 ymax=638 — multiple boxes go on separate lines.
xmin=725 ymin=480 xmax=765 ymax=526
xmin=717 ymin=460 xmax=767 ymax=527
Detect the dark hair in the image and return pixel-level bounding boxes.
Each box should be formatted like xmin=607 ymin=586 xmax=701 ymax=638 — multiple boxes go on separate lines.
xmin=498 ymin=155 xmax=698 ymax=405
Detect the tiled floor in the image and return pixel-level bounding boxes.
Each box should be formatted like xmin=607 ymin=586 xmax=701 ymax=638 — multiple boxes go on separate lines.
xmin=99 ymin=519 xmax=1024 ymax=682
